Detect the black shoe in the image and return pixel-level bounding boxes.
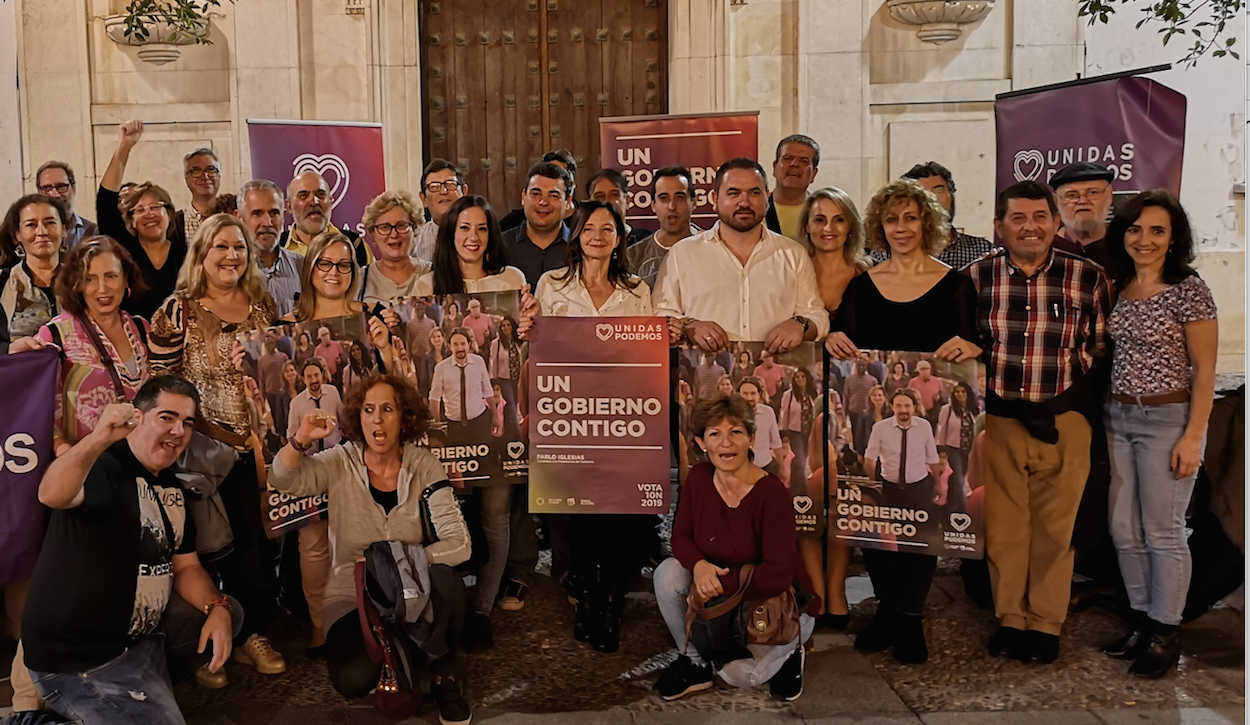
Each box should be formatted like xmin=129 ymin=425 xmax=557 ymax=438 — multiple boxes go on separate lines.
xmin=768 ymin=646 xmax=804 ymax=701
xmin=1102 ymin=611 xmax=1150 ymax=660
xmin=1019 ymin=630 xmax=1060 ymax=664
xmin=434 ymin=675 xmax=472 ymax=725
xmin=497 ymin=580 xmax=528 ymax=611
xmin=653 ymin=655 xmax=714 ymax=701
xmin=987 ymin=625 xmax=1026 ymax=659
xmin=304 ymin=643 xmax=326 ymax=659
xmin=463 ymin=612 xmax=495 ymax=653
xmin=1128 ymin=621 xmax=1181 ymax=679
xmin=563 ymin=569 xmax=589 ymax=606
xmin=817 ymin=612 xmax=850 ymax=631
xmin=854 ymin=603 xmax=894 ymax=652
xmin=892 ymin=614 xmax=928 ymax=665
xmin=592 ymin=580 xmax=627 ymax=654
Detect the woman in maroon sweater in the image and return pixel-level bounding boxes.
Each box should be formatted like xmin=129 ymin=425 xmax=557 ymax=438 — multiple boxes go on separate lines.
xmin=652 ymin=394 xmax=820 ymax=702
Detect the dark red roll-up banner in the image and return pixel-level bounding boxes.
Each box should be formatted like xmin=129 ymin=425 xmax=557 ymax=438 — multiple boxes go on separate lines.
xmin=600 ymin=112 xmax=760 ymax=231
xmin=995 ymin=76 xmax=1186 ymax=196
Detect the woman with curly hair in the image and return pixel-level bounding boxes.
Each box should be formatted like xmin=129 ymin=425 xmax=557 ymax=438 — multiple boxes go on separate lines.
xmin=825 ymin=178 xmax=980 ymax=665
xmin=270 ymin=374 xmax=473 ymax=724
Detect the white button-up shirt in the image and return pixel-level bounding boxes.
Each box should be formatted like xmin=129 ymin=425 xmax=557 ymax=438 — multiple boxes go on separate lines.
xmin=864 ymin=416 xmax=939 ymax=485
xmin=651 ymin=222 xmax=828 ymax=340
xmin=429 ymin=353 xmax=493 ymax=422
xmin=535 ymin=268 xmax=653 ymax=317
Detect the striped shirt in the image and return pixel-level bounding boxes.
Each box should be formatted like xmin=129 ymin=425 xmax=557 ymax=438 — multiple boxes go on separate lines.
xmin=965 ymin=247 xmax=1111 ymax=402
xmin=259 ymin=247 xmax=304 ymax=319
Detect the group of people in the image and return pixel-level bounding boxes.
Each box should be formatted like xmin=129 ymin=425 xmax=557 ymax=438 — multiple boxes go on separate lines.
xmin=0 ymin=121 xmax=1219 ymax=725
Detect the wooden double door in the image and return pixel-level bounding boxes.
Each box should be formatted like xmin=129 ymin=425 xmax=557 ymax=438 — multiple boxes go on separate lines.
xmin=420 ymin=0 xmax=668 ymax=211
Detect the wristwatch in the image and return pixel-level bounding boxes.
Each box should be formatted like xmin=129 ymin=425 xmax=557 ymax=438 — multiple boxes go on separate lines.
xmin=791 ymin=316 xmax=812 ymax=335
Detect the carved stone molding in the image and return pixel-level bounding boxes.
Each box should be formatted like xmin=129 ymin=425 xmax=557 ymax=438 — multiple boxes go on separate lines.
xmin=886 ymin=0 xmax=995 ymax=45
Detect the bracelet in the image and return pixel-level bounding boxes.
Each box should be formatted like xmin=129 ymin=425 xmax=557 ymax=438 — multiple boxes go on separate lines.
xmin=204 ymin=596 xmax=232 ymax=616
xmin=289 ymin=436 xmax=312 ymax=453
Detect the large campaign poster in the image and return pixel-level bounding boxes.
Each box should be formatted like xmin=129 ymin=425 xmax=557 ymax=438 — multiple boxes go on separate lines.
xmin=247 ymin=119 xmax=386 ymax=252
xmin=994 ymin=76 xmax=1186 ymax=196
xmin=528 ymin=317 xmax=671 ymax=514
xmin=828 ymin=351 xmax=985 ymax=559
xmin=599 ymin=112 xmax=759 ymax=232
xmin=0 ymin=350 xmax=58 ymax=585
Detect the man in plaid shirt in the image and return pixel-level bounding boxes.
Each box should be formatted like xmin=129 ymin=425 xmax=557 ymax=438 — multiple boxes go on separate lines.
xmin=965 ymin=181 xmax=1112 ymax=666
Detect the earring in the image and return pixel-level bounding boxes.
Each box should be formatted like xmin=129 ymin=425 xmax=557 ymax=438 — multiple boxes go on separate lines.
xmin=14 ymin=245 xmax=25 ymax=259
xmin=125 ymin=287 xmax=131 ymax=299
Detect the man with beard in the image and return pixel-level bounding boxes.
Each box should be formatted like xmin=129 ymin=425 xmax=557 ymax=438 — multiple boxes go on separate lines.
xmin=286 ymin=358 xmax=344 ymax=453
xmin=280 ymin=170 xmax=373 ymax=267
xmin=429 ymin=327 xmax=503 ymax=444
xmin=765 ymin=135 xmax=820 ymax=246
xmin=628 ymin=165 xmax=701 ymax=289
xmin=654 ymin=157 xmax=827 ymax=356
xmin=411 ymin=160 xmax=467 ymax=266
xmin=22 ymin=377 xmax=242 ymax=723
xmin=502 ymin=162 xmax=575 ymax=287
xmin=1049 ymin=162 xmax=1117 ymax=274
xmin=237 ymin=179 xmax=302 ymax=317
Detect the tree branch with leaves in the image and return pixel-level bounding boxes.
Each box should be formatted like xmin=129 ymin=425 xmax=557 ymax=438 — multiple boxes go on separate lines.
xmin=1079 ymin=0 xmax=1242 ymax=66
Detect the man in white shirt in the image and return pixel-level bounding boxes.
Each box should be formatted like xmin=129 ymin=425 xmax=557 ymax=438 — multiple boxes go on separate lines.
xmin=864 ymin=388 xmax=945 ymax=509
xmin=286 ymin=359 xmax=344 ymax=453
xmin=412 ymin=160 xmax=467 ymax=266
xmin=738 ymin=377 xmax=782 ymax=477
xmin=429 ymin=328 xmax=503 ymax=443
xmin=652 ymin=157 xmax=828 ymax=354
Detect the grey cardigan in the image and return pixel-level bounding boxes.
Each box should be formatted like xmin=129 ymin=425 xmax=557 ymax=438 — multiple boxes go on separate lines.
xmin=269 ymin=441 xmax=470 ymax=628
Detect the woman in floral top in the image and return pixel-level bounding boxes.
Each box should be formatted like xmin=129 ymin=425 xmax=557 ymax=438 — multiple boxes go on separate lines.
xmin=148 ymin=213 xmax=287 ymax=681
xmin=0 ymin=194 xmax=69 ymax=340
xmin=1100 ymin=190 xmax=1217 ymax=680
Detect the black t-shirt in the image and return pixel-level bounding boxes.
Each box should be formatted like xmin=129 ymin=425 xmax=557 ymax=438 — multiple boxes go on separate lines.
xmin=96 ymin=186 xmax=188 ymax=323
xmin=832 ymin=270 xmax=979 ymax=351
xmin=22 ymin=441 xmax=195 ymax=674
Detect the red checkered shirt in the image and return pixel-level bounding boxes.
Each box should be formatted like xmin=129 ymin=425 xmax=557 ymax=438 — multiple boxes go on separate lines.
xmin=965 ymin=247 xmax=1111 ymax=403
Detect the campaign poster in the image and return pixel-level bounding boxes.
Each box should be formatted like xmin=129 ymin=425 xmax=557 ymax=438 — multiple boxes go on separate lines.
xmin=528 ymin=317 xmax=670 ymax=514
xmin=412 ymin=291 xmax=527 ymax=486
xmin=828 ymin=350 xmax=985 ymax=559
xmin=677 ymin=341 xmax=824 ymax=533
xmin=243 ymin=315 xmax=371 ymax=538
xmin=599 ymin=112 xmax=759 ymax=232
xmin=246 ymin=119 xmax=386 ymax=252
xmin=0 ymin=350 xmax=58 ymax=585
xmin=995 ymin=76 xmax=1186 ymax=196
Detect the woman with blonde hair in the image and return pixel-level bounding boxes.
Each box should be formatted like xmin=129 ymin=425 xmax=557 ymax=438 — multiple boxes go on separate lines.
xmin=359 ymin=190 xmax=427 ymax=305
xmin=801 ymin=186 xmax=870 ymax=315
xmin=148 ymin=212 xmax=287 ymax=684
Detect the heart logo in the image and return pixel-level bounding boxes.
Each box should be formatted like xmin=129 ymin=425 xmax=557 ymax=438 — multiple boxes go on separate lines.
xmin=595 ymin=323 xmax=613 ymax=341
xmin=1012 ymin=149 xmax=1045 ymax=182
xmin=793 ymin=496 xmax=813 ymax=514
xmin=506 ymin=441 xmax=525 ymax=459
xmin=292 ymin=153 xmax=351 ymax=210
xmin=950 ymin=512 xmax=972 ymax=532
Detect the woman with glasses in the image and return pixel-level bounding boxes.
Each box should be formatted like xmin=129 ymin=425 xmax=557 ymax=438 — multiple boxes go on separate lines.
xmin=0 ymin=194 xmax=70 ymax=340
xmin=96 ymin=120 xmax=187 ymax=321
xmin=359 ymin=191 xmax=428 ymax=306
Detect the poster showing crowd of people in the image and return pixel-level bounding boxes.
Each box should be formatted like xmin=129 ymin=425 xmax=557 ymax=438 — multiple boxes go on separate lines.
xmin=242 ymin=315 xmax=371 ymax=537
xmin=527 ymin=316 xmax=671 ymax=514
xmin=828 ymin=351 xmax=985 ymax=559
xmin=394 ymin=291 xmax=528 ymax=487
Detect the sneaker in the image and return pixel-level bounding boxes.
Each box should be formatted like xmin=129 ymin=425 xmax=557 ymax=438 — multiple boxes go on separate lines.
xmin=233 ymin=634 xmax=287 ymax=674
xmin=652 ymin=654 xmax=713 ymax=701
xmin=464 ymin=612 xmax=495 ymax=653
xmin=768 ymin=646 xmax=804 ymax=701
xmin=434 ymin=675 xmax=473 ymax=725
xmin=195 ymin=663 xmax=228 ymax=689
xmin=497 ymin=580 xmax=529 ymax=611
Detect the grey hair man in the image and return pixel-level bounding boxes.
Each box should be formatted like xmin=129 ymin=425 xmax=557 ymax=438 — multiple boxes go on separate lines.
xmin=237 ymin=179 xmax=302 ymax=317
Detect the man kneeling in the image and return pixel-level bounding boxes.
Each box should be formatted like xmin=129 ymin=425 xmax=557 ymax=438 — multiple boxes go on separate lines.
xmin=22 ymin=377 xmax=242 ymax=725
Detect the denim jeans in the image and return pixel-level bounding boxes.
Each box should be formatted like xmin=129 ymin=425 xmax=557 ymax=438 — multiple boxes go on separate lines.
xmin=30 ymin=594 xmax=243 ymax=725
xmin=1107 ymin=400 xmax=1201 ymax=626
xmin=474 ymin=485 xmax=513 ymax=614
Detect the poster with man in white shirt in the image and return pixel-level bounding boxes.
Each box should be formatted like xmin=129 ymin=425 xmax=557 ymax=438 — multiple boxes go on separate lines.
xmin=428 ymin=326 xmax=511 ymax=485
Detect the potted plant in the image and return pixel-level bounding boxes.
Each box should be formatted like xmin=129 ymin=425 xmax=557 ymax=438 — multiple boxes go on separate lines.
xmin=103 ymin=0 xmax=226 ymax=65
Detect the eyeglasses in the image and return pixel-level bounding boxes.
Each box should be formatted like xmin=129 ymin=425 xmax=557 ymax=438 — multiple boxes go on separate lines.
xmin=424 ymin=180 xmax=462 ymax=194
xmin=186 ymin=166 xmax=221 ymax=179
xmin=373 ymin=221 xmax=413 ymax=235
xmin=131 ymin=203 xmax=167 ymax=216
xmin=313 ymin=259 xmax=354 ymax=274
xmin=38 ymin=183 xmax=71 ymax=195
xmin=1060 ymin=188 xmax=1108 ymax=203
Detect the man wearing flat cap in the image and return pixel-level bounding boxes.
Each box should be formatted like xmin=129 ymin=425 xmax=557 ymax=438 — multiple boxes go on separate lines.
xmin=1049 ymin=162 xmax=1117 ymax=274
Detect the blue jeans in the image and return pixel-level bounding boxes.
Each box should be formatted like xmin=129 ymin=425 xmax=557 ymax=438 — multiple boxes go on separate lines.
xmin=1107 ymin=400 xmax=1200 ymax=626
xmin=30 ymin=595 xmax=243 ymax=725
xmin=474 ymin=485 xmax=512 ymax=614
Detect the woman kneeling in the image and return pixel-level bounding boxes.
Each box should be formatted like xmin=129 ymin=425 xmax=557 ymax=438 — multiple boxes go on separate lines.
xmin=269 ymin=374 xmax=473 ymax=725
xmin=652 ymin=394 xmax=819 ymax=702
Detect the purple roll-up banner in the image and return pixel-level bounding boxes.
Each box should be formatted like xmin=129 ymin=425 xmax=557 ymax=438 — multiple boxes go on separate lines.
xmin=0 ymin=349 xmax=59 ymax=585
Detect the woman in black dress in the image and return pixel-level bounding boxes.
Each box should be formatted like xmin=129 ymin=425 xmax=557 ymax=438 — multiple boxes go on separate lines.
xmin=826 ymin=178 xmax=980 ymax=665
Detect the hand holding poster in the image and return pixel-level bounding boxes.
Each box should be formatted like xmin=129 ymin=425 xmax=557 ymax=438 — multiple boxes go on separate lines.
xmin=829 ymin=351 xmax=984 ymax=559
xmin=0 ymin=350 xmax=58 ymax=585
xmin=528 ymin=317 xmax=670 ymax=514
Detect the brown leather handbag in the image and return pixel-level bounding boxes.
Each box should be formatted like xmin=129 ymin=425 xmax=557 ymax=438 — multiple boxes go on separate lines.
xmin=684 ymin=564 xmax=802 ymax=647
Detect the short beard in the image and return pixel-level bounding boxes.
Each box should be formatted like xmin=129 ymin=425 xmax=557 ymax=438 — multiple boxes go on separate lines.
xmin=719 ymin=213 xmax=762 ymax=233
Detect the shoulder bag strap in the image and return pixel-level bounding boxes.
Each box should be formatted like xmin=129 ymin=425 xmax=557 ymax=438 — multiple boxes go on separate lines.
xmin=76 ymin=314 xmax=126 ymax=399
xmin=683 ymin=564 xmax=756 ymax=649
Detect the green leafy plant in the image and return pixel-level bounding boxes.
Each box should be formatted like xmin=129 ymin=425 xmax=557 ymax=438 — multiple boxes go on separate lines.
xmin=121 ymin=0 xmax=226 ymax=44
xmin=1079 ymin=0 xmax=1242 ymax=65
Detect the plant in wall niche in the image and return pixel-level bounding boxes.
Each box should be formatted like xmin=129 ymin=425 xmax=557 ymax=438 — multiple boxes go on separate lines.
xmin=1079 ymin=0 xmax=1241 ymax=65
xmin=104 ymin=0 xmax=232 ymax=66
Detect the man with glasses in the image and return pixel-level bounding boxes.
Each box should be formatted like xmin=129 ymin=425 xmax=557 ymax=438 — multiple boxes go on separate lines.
xmin=36 ymin=160 xmax=97 ymax=248
xmin=412 ymin=160 xmax=467 ymax=266
xmin=237 ymin=179 xmax=302 ymax=317
xmin=180 ymin=148 xmax=222 ymax=242
xmin=1049 ymin=162 xmax=1116 ymax=274
xmin=280 ymin=171 xmax=372 ymax=267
